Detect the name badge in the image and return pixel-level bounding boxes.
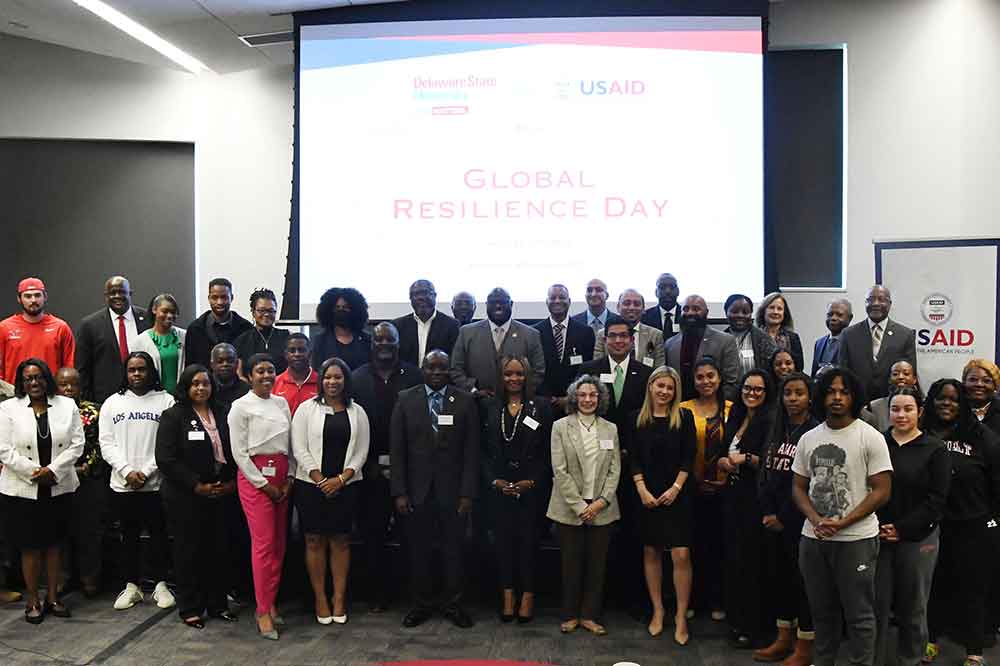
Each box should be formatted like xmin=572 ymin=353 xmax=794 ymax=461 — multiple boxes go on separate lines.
xmin=261 ymin=465 xmax=277 ymax=477
xmin=740 ymin=349 xmax=755 ymax=360
xmin=642 ymin=356 xmax=655 ymax=367
xmin=378 ymin=454 xmax=391 ymax=466
xmin=436 ymin=414 xmax=454 ymax=426
xmin=569 ymin=355 xmax=583 ymax=366
xmin=523 ymin=416 xmax=540 ymax=430
xmin=187 ymin=431 xmax=205 ymax=441
xmin=599 ymin=439 xmax=614 ymax=451
xmin=599 ymin=373 xmax=614 ymax=383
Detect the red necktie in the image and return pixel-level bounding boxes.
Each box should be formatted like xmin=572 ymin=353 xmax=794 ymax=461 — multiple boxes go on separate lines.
xmin=117 ymin=315 xmax=129 ymax=363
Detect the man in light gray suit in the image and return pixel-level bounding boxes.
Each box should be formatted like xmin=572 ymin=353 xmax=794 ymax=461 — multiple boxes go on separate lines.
xmin=593 ymin=288 xmax=665 ymax=368
xmin=450 ymin=287 xmax=546 ymax=397
xmin=664 ymin=294 xmax=740 ymax=401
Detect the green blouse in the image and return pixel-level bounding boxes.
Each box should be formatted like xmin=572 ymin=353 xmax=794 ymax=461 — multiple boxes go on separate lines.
xmin=149 ymin=329 xmax=181 ymax=393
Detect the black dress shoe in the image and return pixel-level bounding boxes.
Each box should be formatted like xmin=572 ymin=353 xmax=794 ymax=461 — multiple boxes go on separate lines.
xmin=183 ymin=617 xmax=206 ymax=629
xmin=516 ymin=614 xmax=533 ymax=624
xmin=730 ymin=633 xmax=752 ymax=649
xmin=443 ymin=604 xmax=474 ymax=629
xmin=210 ymin=609 xmax=239 ymax=622
xmin=402 ymin=606 xmax=434 ymax=628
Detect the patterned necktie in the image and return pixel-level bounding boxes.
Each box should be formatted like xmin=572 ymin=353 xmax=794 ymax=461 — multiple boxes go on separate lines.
xmin=493 ymin=326 xmax=504 ymax=353
xmin=871 ymin=323 xmax=883 ymax=361
xmin=553 ymin=322 xmax=565 ymax=362
xmin=613 ymin=365 xmax=625 ymax=405
xmin=117 ymin=315 xmax=130 ymax=363
xmin=429 ymin=391 xmax=443 ymax=431
xmin=591 ymin=317 xmax=602 ymax=336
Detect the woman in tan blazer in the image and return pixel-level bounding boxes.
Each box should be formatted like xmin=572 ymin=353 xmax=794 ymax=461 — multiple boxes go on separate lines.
xmin=546 ymin=374 xmax=620 ymax=636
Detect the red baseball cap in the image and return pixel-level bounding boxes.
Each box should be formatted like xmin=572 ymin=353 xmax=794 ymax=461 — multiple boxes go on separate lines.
xmin=17 ymin=277 xmax=46 ymax=294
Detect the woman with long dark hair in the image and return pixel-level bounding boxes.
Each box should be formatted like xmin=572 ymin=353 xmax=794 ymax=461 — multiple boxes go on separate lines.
xmin=922 ymin=378 xmax=1000 ymax=666
xmin=311 ymin=287 xmax=371 ymax=371
xmin=756 ymin=372 xmax=818 ymax=664
xmin=715 ymin=368 xmax=774 ymax=648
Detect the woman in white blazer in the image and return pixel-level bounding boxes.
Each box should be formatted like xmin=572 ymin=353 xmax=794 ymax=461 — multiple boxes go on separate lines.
xmin=0 ymin=359 xmax=84 ymax=623
xmin=547 ymin=374 xmax=620 ymax=637
xmin=131 ymin=293 xmax=186 ymax=395
xmin=291 ymin=357 xmax=369 ymax=625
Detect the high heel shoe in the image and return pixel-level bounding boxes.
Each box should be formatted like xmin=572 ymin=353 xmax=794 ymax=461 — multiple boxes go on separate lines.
xmin=257 ymin=617 xmax=279 ymax=640
xmin=500 ymin=590 xmax=515 ymax=623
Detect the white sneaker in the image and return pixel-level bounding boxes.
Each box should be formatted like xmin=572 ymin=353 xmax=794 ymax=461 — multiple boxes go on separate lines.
xmin=114 ymin=583 xmax=143 ymax=610
xmin=152 ymin=581 xmax=176 ymax=609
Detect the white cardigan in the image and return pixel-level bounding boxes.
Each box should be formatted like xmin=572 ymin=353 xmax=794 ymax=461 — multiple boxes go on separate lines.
xmin=131 ymin=327 xmax=187 ymax=386
xmin=0 ymin=396 xmax=84 ymax=499
xmin=291 ymin=399 xmax=370 ymax=485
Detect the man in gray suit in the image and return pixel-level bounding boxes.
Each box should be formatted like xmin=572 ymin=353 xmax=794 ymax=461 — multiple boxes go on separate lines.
xmin=664 ymin=295 xmax=740 ymax=401
xmin=449 ymin=287 xmax=545 ymax=396
xmin=837 ymin=285 xmax=917 ymax=401
xmin=593 ymin=288 xmax=665 ymax=368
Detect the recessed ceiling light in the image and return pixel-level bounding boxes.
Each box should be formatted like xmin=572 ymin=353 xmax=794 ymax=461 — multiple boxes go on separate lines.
xmin=71 ymin=0 xmax=212 ymax=74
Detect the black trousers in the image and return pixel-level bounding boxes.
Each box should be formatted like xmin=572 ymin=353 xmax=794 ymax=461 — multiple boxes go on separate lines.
xmin=405 ymin=486 xmax=467 ymax=608
xmin=114 ymin=491 xmax=167 ymax=586
xmin=162 ymin=487 xmax=228 ymax=617
xmin=492 ymin=491 xmax=538 ymax=592
xmin=764 ymin=528 xmax=813 ymax=632
xmin=557 ymin=522 xmax=612 ymax=621
xmin=692 ymin=491 xmax=725 ymax=612
xmin=222 ymin=493 xmax=252 ymax=596
xmin=723 ymin=483 xmax=768 ymax=638
xmin=69 ymin=474 xmax=110 ymax=584
xmin=359 ymin=474 xmax=395 ymax=605
xmin=928 ymin=518 xmax=991 ymax=655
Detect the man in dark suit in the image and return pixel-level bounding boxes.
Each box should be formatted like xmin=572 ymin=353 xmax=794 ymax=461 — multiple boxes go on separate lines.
xmin=641 ymin=272 xmax=681 ymax=340
xmin=392 ymin=279 xmax=460 ymax=366
xmin=533 ymin=283 xmax=595 ymax=412
xmin=184 ymin=278 xmax=253 ymax=368
xmin=811 ymin=298 xmax=853 ymax=376
xmin=392 ymin=351 xmax=479 ymax=628
xmin=570 ymin=278 xmax=622 ymax=336
xmin=75 ymin=276 xmax=151 ymax=403
xmin=838 ymin=285 xmax=917 ymax=401
xmin=450 ymin=287 xmax=545 ymax=396
xmin=664 ymin=294 xmax=740 ymax=401
xmin=576 ymin=319 xmax=652 ymax=617
xmin=353 ymin=322 xmax=422 ymax=612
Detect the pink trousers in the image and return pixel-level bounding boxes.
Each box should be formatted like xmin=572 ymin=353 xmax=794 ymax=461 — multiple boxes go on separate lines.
xmin=237 ymin=454 xmax=289 ymax=616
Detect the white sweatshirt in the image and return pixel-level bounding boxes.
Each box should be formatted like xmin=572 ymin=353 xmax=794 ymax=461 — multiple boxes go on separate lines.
xmin=98 ymin=390 xmax=175 ymax=492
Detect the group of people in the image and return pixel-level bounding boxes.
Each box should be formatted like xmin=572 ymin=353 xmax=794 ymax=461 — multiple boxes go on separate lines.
xmin=0 ymin=272 xmax=998 ymax=666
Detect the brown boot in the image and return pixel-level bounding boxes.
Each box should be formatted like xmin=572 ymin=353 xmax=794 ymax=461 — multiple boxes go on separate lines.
xmin=782 ymin=637 xmax=814 ymax=666
xmin=753 ymin=625 xmax=795 ymax=662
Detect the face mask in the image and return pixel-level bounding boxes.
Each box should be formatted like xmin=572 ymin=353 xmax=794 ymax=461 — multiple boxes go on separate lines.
xmin=333 ymin=311 xmax=352 ymax=327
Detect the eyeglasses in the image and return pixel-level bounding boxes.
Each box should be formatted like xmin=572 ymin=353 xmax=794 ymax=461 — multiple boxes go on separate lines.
xmin=606 ymin=332 xmax=632 ymax=340
xmin=22 ymin=375 xmax=45 ymax=385
xmin=742 ymin=385 xmax=766 ymax=396
xmin=254 ymin=308 xmax=277 ymax=316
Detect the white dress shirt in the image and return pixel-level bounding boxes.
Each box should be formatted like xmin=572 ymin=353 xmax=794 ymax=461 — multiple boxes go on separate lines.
xmin=609 ymin=353 xmax=631 ymax=377
xmin=109 ymin=308 xmax=138 ymax=352
xmin=228 ymin=392 xmax=295 ymax=489
xmin=414 ymin=311 xmax=436 ymax=363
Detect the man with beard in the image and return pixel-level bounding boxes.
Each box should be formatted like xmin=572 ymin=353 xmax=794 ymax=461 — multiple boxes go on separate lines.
xmin=450 ymin=287 xmax=545 ymax=396
xmin=75 ymin=276 xmax=151 ymax=403
xmin=0 ymin=278 xmax=75 ymax=384
xmin=664 ymin=295 xmax=739 ymax=401
xmin=641 ymin=272 xmax=681 ymax=340
xmin=353 ymin=322 xmax=422 ymax=612
xmin=184 ymin=278 xmax=253 ymax=368
xmin=812 ymin=298 xmax=853 ymax=377
xmin=209 ymin=343 xmax=250 ymax=408
xmin=392 ymin=280 xmax=460 ymax=366
xmin=450 ymin=292 xmax=477 ymax=326
xmin=838 ymin=285 xmax=916 ymax=401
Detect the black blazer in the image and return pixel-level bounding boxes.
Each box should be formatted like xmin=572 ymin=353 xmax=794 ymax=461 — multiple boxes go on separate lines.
xmin=837 ymin=319 xmax=917 ymax=401
xmin=479 ymin=397 xmax=552 ymax=487
xmin=576 ymin=356 xmax=652 ymax=451
xmin=533 ymin=318 xmax=595 ymax=399
xmin=75 ymin=307 xmax=151 ymax=403
xmin=625 ymin=407 xmax=697 ymax=497
xmin=641 ymin=303 xmax=681 ymax=339
xmin=184 ymin=310 xmax=253 ymax=369
xmin=391 ymin=311 xmax=461 ymax=366
xmin=155 ymin=402 xmax=236 ymax=495
xmin=390 ymin=385 xmax=480 ymax=505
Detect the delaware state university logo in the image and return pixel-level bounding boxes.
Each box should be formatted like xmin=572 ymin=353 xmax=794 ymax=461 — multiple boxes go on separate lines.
xmin=920 ymin=293 xmax=953 ymax=326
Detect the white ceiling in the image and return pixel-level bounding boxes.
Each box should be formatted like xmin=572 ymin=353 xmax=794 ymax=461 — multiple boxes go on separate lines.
xmin=0 ymin=0 xmax=368 ymax=74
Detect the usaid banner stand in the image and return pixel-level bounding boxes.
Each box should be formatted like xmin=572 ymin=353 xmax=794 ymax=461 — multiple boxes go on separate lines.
xmin=875 ymin=239 xmax=1000 ymax=389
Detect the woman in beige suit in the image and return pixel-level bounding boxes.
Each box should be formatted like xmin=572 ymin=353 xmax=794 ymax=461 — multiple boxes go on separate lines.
xmin=547 ymin=374 xmax=621 ymax=636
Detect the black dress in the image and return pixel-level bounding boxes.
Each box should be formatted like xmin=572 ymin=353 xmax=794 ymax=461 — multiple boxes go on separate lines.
xmin=6 ymin=413 xmax=71 ymax=549
xmin=627 ymin=410 xmax=696 ymax=548
xmin=293 ymin=410 xmax=359 ymax=535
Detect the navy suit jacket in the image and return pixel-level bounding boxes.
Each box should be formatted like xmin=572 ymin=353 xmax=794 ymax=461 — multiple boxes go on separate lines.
xmin=812 ymin=334 xmax=841 ymax=376
xmin=533 ymin=317 xmax=595 ymax=399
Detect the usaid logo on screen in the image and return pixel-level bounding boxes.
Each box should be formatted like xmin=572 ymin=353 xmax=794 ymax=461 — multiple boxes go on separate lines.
xmin=555 ymin=79 xmax=646 ymax=99
xmin=917 ymin=292 xmax=975 ymax=349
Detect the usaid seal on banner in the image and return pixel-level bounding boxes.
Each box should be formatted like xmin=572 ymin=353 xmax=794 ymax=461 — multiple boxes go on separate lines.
xmin=921 ymin=294 xmax=953 ymax=326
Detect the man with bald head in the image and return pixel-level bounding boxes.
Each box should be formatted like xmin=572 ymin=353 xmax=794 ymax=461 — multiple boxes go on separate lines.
xmin=210 ymin=343 xmax=249 ymax=408
xmin=664 ymin=295 xmax=740 ymax=401
xmin=450 ymin=292 xmax=477 ymax=326
xmin=450 ymin=287 xmax=545 ymax=396
xmin=642 ymin=273 xmax=681 ymax=340
xmin=533 ymin=283 xmax=595 ymax=411
xmin=594 ymin=289 xmax=665 ymax=368
xmin=74 ymin=275 xmax=151 ymax=403
xmin=812 ymin=298 xmax=854 ymax=376
xmin=838 ymin=285 xmax=917 ymax=401
xmin=570 ymin=278 xmax=622 ymax=335
xmin=392 ymin=279 xmax=461 ymax=366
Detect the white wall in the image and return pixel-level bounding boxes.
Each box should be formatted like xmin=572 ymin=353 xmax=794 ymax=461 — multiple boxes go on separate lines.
xmin=0 ymin=34 xmax=294 ymax=318
xmin=4 ymin=0 xmax=999 ymax=361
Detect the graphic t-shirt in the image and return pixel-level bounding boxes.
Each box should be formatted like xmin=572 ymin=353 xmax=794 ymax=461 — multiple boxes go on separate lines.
xmin=792 ymin=418 xmax=893 ymax=541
